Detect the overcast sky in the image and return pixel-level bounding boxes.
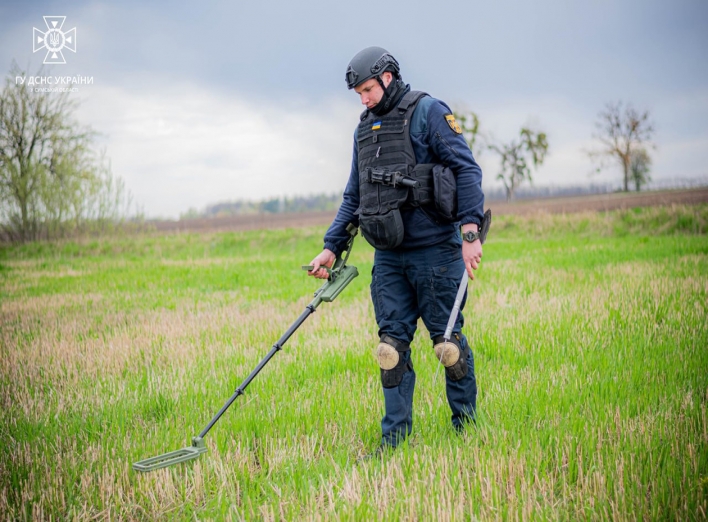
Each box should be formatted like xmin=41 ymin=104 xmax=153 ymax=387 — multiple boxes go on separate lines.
xmin=1 ymin=0 xmax=707 ymax=218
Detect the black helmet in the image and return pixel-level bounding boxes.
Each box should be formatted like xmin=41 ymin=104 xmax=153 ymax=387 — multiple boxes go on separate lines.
xmin=345 ymin=46 xmax=400 ymax=90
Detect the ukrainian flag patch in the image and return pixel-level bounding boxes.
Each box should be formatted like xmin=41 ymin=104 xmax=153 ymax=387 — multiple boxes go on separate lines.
xmin=372 ymin=121 xmax=381 ymax=131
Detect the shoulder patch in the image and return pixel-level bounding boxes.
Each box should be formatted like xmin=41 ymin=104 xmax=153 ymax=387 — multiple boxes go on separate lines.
xmin=444 ymin=114 xmax=462 ymax=134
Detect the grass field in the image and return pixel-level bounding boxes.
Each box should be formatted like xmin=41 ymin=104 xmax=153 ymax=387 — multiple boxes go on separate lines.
xmin=1 ymin=205 xmax=707 ymax=520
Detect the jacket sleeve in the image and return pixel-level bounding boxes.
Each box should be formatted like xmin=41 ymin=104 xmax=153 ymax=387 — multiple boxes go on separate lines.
xmin=323 ymin=132 xmax=360 ymax=256
xmin=426 ymin=100 xmax=485 ymax=226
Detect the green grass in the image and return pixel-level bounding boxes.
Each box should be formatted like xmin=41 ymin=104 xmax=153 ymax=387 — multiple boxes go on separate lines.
xmin=1 ymin=205 xmax=707 ymax=520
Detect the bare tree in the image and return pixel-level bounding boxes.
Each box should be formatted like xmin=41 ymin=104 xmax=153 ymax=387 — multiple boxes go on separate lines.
xmin=488 ymin=128 xmax=548 ymax=201
xmin=590 ymin=101 xmax=654 ymax=192
xmin=0 ymin=64 xmax=130 ymax=242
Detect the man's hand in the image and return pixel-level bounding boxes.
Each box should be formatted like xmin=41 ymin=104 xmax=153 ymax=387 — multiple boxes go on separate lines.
xmin=461 ymin=224 xmax=483 ymax=279
xmin=307 ymin=249 xmax=336 ymax=279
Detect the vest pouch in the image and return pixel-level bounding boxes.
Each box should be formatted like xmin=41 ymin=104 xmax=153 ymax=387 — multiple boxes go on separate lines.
xmin=359 ymin=208 xmax=405 ymax=250
xmin=432 ymin=164 xmax=458 ymax=222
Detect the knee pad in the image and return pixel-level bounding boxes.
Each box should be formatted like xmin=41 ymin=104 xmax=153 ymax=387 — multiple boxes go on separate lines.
xmin=376 ymin=335 xmax=412 ymax=388
xmin=433 ymin=333 xmax=469 ymax=382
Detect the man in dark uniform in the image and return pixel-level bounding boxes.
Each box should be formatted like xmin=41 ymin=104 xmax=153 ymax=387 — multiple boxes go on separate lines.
xmin=307 ymin=46 xmax=485 ymax=452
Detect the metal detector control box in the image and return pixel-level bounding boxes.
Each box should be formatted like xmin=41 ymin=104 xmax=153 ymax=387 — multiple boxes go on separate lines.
xmin=317 ymin=265 xmax=358 ymax=302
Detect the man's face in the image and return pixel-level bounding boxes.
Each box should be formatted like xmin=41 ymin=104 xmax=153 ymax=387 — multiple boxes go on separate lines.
xmin=354 ymin=72 xmax=392 ymax=109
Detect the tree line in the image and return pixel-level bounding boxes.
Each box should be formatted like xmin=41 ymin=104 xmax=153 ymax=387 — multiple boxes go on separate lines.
xmin=180 ymin=193 xmax=341 ymax=219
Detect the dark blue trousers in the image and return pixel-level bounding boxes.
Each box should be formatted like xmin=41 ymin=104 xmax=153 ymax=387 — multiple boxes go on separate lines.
xmin=370 ymin=239 xmax=477 ymax=446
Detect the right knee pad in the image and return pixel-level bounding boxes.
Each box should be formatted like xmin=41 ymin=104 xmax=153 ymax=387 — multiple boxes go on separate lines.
xmin=376 ymin=335 xmax=412 ymax=388
xmin=433 ymin=334 xmax=468 ymax=382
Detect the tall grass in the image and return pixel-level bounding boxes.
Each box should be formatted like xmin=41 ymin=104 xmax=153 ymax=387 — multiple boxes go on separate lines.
xmin=1 ymin=205 xmax=707 ymax=520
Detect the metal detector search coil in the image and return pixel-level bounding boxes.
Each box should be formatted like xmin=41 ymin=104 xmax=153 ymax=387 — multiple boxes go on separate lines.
xmin=132 ymin=437 xmax=207 ymax=472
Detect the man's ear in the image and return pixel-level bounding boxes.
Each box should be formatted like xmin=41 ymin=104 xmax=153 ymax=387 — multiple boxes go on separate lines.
xmin=382 ymin=71 xmax=393 ymax=87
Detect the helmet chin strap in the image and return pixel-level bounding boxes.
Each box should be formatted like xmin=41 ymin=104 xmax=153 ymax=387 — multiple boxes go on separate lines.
xmin=370 ymin=75 xmax=403 ymax=116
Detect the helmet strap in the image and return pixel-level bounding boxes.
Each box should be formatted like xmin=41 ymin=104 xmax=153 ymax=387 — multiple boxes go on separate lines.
xmin=370 ymin=75 xmax=405 ymax=116
xmin=376 ymin=75 xmax=386 ymax=90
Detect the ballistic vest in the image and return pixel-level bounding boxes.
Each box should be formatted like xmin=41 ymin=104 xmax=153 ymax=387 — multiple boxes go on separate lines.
xmin=355 ymin=90 xmax=438 ymax=249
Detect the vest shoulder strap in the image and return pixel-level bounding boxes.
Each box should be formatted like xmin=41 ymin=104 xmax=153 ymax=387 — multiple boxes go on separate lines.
xmin=397 ymin=90 xmax=429 ymax=112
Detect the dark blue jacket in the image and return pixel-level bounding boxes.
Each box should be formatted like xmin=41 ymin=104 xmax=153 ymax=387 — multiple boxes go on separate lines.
xmin=324 ymin=94 xmax=484 ymax=256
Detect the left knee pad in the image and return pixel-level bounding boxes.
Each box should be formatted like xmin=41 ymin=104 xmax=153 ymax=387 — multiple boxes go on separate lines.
xmin=433 ymin=333 xmax=469 ymax=382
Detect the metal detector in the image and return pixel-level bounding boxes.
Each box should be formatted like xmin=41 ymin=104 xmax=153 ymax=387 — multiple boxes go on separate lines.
xmin=133 ymin=225 xmax=359 ymax=472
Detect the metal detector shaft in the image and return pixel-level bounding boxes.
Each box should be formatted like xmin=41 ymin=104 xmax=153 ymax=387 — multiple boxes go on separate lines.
xmin=133 ymin=295 xmax=332 ymax=472
xmin=197 ymin=226 xmax=359 ymax=439
xmin=199 ymin=300 xmax=318 ymax=439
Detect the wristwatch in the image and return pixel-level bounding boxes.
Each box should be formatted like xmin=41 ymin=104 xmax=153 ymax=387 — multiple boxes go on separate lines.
xmin=462 ymin=230 xmax=481 ymax=243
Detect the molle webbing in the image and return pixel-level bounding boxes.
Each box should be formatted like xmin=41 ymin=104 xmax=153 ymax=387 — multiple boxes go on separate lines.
xmin=358 ymin=115 xmax=410 ymax=168
xmin=356 ymin=91 xmax=434 ymax=213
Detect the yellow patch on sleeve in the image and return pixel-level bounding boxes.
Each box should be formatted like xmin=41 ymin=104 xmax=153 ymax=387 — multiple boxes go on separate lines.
xmin=445 ymin=114 xmax=462 ymax=134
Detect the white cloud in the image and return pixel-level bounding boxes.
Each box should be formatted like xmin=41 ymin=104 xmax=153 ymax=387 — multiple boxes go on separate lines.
xmin=76 ymin=81 xmax=360 ymax=218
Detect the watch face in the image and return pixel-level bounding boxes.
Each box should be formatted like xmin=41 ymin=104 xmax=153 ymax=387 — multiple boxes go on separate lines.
xmin=464 ymin=231 xmax=480 ymax=242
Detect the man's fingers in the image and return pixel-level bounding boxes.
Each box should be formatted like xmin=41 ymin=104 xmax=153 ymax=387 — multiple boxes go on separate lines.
xmin=307 ymin=250 xmax=335 ymax=279
xmin=466 ymin=262 xmax=475 ymax=280
xmin=311 ymin=263 xmax=328 ymax=279
xmin=307 ymin=261 xmax=326 ymax=279
xmin=307 ymin=261 xmax=319 ymax=275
